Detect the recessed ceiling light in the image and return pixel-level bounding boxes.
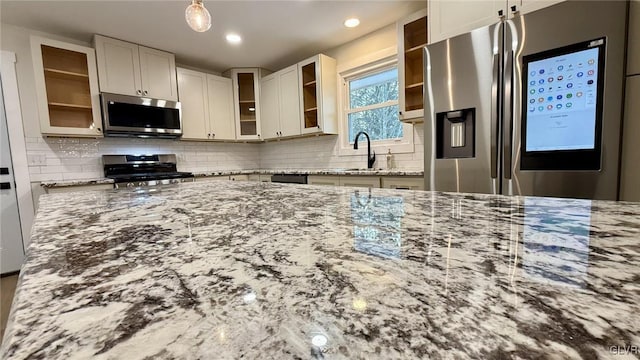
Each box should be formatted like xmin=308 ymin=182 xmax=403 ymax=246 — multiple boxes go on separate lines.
xmin=226 ymin=33 xmax=242 ymax=44
xmin=344 ymin=18 xmax=360 ymax=28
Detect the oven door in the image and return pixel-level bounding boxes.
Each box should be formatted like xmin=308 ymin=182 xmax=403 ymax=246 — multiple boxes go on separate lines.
xmin=101 ymin=93 xmax=182 ymax=138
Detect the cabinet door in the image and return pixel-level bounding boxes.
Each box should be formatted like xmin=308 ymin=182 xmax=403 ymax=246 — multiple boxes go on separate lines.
xmin=260 ymin=73 xmax=280 ymax=140
xmin=429 ymin=1 xmax=505 ymax=44
xmin=339 ymin=176 xmax=381 ymax=188
xmin=381 ymin=177 xmax=424 ymax=190
xmin=177 ymin=68 xmax=209 ymax=140
xmin=398 ymin=9 xmax=427 ymax=121
xmin=31 ymin=36 xmax=103 ymax=137
xmin=94 ymin=35 xmax=141 ymax=97
xmin=308 ymin=176 xmax=340 ymax=186
xmin=232 ymin=69 xmax=261 ymax=140
xmin=207 ymin=74 xmax=236 ymax=140
xmin=628 ymin=0 xmax=640 ymax=76
xmin=139 ymin=46 xmax=178 ymax=101
xmin=279 ymin=65 xmax=302 ymax=137
xmin=517 ymin=0 xmax=565 ymax=16
xmin=299 ymin=54 xmax=338 ymax=135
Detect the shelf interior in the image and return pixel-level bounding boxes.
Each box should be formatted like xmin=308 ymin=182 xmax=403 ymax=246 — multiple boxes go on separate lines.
xmin=405 ymin=85 xmax=424 ymax=112
xmin=41 ymin=44 xmax=94 ymax=129
xmin=404 ymin=16 xmax=427 ymax=51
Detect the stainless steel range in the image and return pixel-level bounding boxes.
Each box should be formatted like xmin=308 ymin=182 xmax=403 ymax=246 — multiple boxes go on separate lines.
xmin=103 ymin=154 xmax=194 ymax=189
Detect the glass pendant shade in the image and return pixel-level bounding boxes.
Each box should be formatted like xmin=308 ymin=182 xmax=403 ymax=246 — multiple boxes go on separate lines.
xmin=185 ymin=0 xmax=212 ymax=32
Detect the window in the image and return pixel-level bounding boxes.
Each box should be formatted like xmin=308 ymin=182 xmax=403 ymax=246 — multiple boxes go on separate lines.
xmin=338 ymin=50 xmax=414 ymax=156
xmin=346 ymin=66 xmax=402 ymax=143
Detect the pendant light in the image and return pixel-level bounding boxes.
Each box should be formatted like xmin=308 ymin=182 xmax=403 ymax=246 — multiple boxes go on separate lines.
xmin=185 ymin=0 xmax=212 ymax=32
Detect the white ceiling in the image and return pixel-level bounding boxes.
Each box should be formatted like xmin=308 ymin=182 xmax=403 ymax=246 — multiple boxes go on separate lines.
xmin=0 ymin=0 xmax=426 ymax=72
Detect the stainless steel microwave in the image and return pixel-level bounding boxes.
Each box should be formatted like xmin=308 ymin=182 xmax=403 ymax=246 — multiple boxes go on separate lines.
xmin=100 ymin=93 xmax=182 ymax=138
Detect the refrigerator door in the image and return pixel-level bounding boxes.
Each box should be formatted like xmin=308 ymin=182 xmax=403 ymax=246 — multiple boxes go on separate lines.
xmin=503 ymin=1 xmax=627 ymax=200
xmin=424 ymin=22 xmax=503 ymax=194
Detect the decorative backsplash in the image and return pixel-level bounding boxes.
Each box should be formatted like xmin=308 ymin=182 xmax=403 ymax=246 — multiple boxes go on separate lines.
xmin=25 ymin=124 xmax=423 ymax=182
xmin=25 ymin=137 xmax=261 ymax=182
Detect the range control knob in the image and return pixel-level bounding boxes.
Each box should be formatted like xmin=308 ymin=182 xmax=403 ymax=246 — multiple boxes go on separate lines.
xmin=138 ymin=182 xmax=145 ymax=187
xmin=171 ymin=179 xmax=180 ymax=184
xmin=126 ymin=182 xmax=135 ymax=188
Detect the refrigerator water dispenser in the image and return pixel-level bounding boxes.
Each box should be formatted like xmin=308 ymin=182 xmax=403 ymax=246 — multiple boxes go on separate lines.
xmin=436 ymin=108 xmax=475 ymax=159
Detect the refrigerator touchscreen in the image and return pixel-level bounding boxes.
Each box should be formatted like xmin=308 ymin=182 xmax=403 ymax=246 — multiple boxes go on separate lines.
xmin=525 ymin=47 xmax=600 ymax=152
xmin=520 ymin=38 xmax=606 ymax=171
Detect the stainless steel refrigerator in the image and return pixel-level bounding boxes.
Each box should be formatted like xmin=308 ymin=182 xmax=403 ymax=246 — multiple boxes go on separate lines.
xmin=423 ymin=1 xmax=627 ymax=200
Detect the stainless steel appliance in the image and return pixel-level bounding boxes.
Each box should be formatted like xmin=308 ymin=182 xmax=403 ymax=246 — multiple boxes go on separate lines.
xmin=424 ymin=1 xmax=627 ymax=200
xmin=271 ymin=174 xmax=308 ymax=184
xmin=103 ymin=154 xmax=194 ymax=189
xmin=101 ymin=93 xmax=182 ymax=138
xmin=0 ymin=78 xmax=24 ymax=274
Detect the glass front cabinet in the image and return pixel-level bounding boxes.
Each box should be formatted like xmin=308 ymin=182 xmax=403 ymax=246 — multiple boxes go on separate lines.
xmin=226 ymin=68 xmax=264 ymax=140
xmin=30 ymin=36 xmax=103 ymax=137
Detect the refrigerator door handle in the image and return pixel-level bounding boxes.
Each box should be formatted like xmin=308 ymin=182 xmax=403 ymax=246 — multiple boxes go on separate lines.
xmin=491 ymin=53 xmax=500 ymax=179
xmin=503 ymin=50 xmax=514 ymax=180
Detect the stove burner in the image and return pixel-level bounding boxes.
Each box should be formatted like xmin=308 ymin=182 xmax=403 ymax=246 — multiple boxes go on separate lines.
xmin=102 ymin=154 xmax=195 ymax=189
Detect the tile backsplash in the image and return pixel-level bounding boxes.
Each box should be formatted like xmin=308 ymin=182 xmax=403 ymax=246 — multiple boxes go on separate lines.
xmin=25 ymin=137 xmax=261 ymax=182
xmin=260 ymin=124 xmax=424 ymax=170
xmin=25 ymin=124 xmax=424 ymax=182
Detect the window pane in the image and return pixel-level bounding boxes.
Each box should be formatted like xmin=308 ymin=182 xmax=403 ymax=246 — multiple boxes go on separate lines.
xmin=348 ymin=105 xmax=402 ymax=142
xmin=349 ymin=68 xmax=398 ymax=109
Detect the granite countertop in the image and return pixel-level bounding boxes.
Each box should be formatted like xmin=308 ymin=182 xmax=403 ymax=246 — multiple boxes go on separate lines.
xmin=40 ymin=169 xmax=424 ymax=188
xmin=3 ymin=182 xmax=639 ymax=359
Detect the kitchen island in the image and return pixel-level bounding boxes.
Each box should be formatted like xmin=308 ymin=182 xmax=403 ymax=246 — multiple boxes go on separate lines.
xmin=2 ymin=181 xmax=639 ymax=359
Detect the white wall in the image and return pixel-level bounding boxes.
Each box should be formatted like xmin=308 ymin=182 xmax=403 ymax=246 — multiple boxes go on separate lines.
xmin=259 ymin=22 xmax=425 ymax=170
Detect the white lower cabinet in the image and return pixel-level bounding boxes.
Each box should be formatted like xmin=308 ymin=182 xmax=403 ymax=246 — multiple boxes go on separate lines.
xmin=248 ymin=174 xmax=271 ymax=182
xmin=381 ymin=177 xmax=424 ymax=190
xmin=621 ymin=76 xmax=640 ymax=201
xmin=45 ymin=184 xmax=113 ymax=194
xmin=177 ymin=67 xmax=236 ymax=141
xmin=339 ymin=176 xmax=381 ymax=188
xmin=308 ymin=175 xmax=340 ymax=186
xmin=195 ymin=176 xmax=230 ymax=182
xmin=229 ymin=175 xmax=250 ymax=181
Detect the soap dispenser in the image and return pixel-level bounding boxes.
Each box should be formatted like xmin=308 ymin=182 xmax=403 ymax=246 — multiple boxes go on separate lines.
xmin=386 ymin=149 xmax=393 ymax=169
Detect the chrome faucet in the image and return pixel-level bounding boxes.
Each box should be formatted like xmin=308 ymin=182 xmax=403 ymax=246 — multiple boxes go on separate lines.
xmin=353 ymin=131 xmax=376 ymax=169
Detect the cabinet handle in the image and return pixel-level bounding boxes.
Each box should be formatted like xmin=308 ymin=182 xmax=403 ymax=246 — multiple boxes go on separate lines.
xmin=137 ymin=90 xmax=142 ymax=95
xmin=208 ymin=133 xmax=210 ymax=137
xmin=212 ymin=133 xmax=215 ymax=138
xmin=97 ymin=127 xmax=102 ymax=132
xmin=143 ymin=90 xmax=148 ymax=96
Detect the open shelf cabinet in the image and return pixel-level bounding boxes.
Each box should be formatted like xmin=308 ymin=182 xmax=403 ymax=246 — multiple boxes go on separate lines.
xmin=298 ymin=54 xmax=338 ymax=135
xmin=31 ymin=36 xmax=102 ymax=137
xmin=398 ymin=9 xmax=427 ymax=122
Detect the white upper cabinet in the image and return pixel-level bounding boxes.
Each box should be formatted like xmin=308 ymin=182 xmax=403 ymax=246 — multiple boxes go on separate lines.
xmin=398 ymin=9 xmax=427 ymax=122
xmin=30 ymin=36 xmax=103 ymax=137
xmin=94 ymin=35 xmax=177 ymax=101
xmin=177 ymin=67 xmax=209 ymax=140
xmin=260 ymin=73 xmax=280 ymax=140
xmin=429 ymin=0 xmax=565 ymax=44
xmin=298 ymin=54 xmax=338 ymax=135
xmin=139 ymin=46 xmax=178 ymax=101
xmin=227 ymin=68 xmax=263 ymax=140
xmin=628 ymin=0 xmax=640 ymax=76
xmin=260 ymin=65 xmax=301 ymax=140
xmin=207 ymin=75 xmax=236 ymax=140
xmin=429 ymin=1 xmax=504 ymax=44
xmin=278 ymin=65 xmax=302 ymax=137
xmin=177 ymin=67 xmax=235 ymax=141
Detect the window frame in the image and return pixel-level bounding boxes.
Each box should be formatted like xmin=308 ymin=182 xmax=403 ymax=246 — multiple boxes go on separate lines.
xmin=337 ymin=49 xmax=414 ymax=157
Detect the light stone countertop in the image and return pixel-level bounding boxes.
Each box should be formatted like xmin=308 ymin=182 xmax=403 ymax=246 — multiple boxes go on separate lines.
xmin=2 ymin=181 xmax=639 ymax=359
xmin=40 ymin=169 xmax=424 ymax=188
